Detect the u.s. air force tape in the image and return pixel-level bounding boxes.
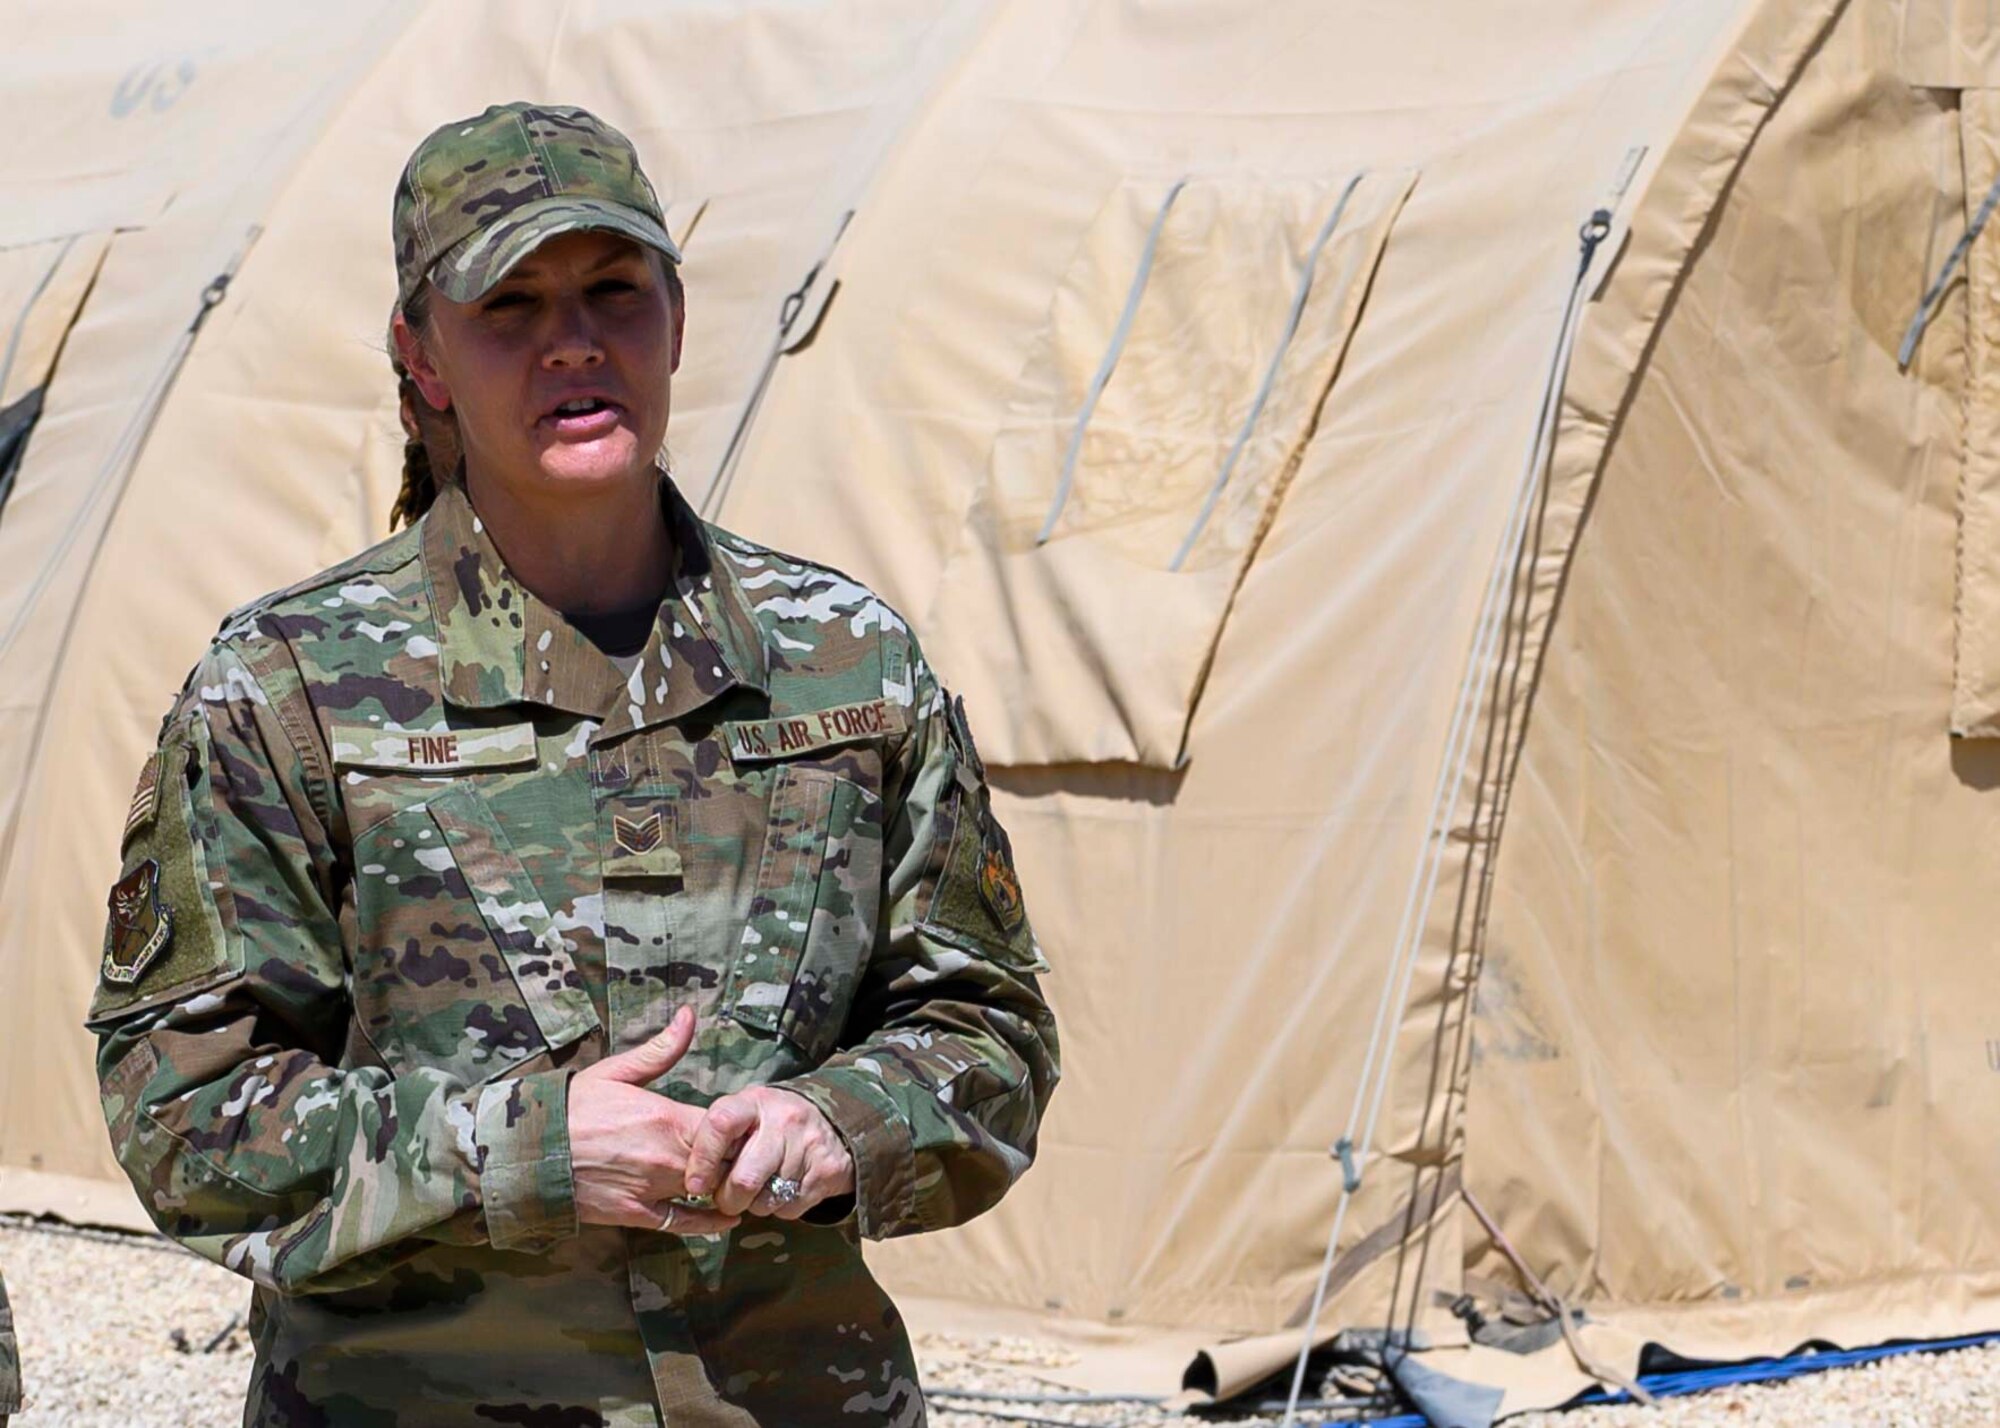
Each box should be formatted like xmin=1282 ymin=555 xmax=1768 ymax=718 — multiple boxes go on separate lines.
xmin=724 ymin=699 xmax=908 ymax=763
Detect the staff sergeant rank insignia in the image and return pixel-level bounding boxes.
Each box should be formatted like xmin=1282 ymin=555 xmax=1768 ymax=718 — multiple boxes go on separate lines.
xmin=102 ymin=859 xmax=174 ymax=985
xmin=613 ymin=811 xmax=664 ymax=855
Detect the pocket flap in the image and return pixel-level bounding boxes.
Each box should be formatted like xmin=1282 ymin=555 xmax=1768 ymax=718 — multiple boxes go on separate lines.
xmin=425 ymin=785 xmax=601 ymax=1053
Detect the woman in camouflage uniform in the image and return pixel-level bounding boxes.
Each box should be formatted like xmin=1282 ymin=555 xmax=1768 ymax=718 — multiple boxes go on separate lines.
xmin=89 ymin=102 xmax=1058 ymax=1427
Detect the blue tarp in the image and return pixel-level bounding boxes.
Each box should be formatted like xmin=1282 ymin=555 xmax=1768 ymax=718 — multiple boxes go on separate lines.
xmin=1317 ymin=1330 xmax=2000 ymax=1428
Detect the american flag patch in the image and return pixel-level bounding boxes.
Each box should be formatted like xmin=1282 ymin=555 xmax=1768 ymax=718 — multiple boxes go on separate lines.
xmin=123 ymin=753 xmax=162 ymax=846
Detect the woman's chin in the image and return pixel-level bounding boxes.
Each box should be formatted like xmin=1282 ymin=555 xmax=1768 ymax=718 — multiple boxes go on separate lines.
xmin=535 ymin=439 xmax=651 ymax=491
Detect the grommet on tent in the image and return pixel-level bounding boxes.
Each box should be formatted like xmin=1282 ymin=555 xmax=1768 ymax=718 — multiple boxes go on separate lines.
xmin=1577 ymin=207 xmax=1612 ymax=275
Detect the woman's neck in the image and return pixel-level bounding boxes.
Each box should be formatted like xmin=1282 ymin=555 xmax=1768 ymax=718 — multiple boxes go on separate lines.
xmin=461 ymin=462 xmax=674 ymax=616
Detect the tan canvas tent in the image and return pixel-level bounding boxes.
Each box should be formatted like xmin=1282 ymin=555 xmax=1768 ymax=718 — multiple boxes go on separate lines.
xmin=5 ymin=0 xmax=2000 ymax=1418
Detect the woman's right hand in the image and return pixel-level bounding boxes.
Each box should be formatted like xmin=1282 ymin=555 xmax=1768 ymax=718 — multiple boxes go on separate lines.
xmin=566 ymin=1005 xmax=740 ymax=1235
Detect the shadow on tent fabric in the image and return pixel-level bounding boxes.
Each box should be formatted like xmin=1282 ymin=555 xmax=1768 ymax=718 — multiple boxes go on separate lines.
xmin=0 ymin=387 xmax=44 ymax=523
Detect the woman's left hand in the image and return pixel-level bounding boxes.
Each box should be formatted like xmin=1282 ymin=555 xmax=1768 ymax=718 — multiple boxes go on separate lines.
xmin=682 ymin=1087 xmax=856 ymax=1219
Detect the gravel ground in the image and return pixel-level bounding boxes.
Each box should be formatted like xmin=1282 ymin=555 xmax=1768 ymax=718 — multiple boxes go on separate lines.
xmin=5 ymin=1216 xmax=1999 ymax=1427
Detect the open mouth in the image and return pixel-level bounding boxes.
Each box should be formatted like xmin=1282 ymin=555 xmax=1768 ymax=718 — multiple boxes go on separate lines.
xmin=541 ymin=396 xmax=625 ymax=434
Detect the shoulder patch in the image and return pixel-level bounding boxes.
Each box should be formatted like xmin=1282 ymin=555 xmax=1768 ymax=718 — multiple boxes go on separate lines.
xmin=102 ymin=860 xmax=174 ymax=985
xmin=919 ymin=788 xmax=1047 ymax=975
xmin=976 ymin=821 xmax=1026 ymax=936
xmin=122 ymin=751 xmax=162 ymax=848
xmin=87 ymin=717 xmax=238 ymax=1025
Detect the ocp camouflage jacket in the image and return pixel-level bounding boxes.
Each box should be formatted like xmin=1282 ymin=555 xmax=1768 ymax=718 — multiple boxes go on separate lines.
xmin=88 ymin=478 xmax=1059 ymax=1427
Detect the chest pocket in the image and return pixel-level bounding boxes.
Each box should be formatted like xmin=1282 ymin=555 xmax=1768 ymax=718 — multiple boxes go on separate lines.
xmin=349 ymin=782 xmax=599 ymax=1085
xmin=722 ymin=765 xmax=884 ymax=1066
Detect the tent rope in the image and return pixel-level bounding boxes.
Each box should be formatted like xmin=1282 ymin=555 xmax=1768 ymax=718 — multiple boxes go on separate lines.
xmin=1169 ymin=172 xmax=1364 ymax=571
xmin=1277 ymin=202 xmax=1617 ymax=1428
xmin=1035 ymin=176 xmax=1188 ymax=545
xmin=1898 ymin=168 xmax=2000 ymax=370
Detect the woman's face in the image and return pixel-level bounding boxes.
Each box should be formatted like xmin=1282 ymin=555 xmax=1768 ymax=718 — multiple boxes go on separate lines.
xmin=396 ymin=229 xmax=682 ymax=504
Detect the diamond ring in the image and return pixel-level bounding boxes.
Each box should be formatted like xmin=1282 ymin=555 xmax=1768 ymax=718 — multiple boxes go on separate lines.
xmin=766 ymin=1176 xmax=802 ymax=1205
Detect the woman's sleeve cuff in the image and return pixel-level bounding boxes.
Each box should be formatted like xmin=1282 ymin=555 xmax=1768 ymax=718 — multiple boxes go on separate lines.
xmin=777 ymin=1068 xmax=915 ymax=1239
xmin=474 ymin=1067 xmax=578 ymax=1252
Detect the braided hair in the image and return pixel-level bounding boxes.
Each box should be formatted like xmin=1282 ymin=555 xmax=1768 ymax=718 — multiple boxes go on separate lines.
xmin=388 ymin=284 xmax=461 ymax=531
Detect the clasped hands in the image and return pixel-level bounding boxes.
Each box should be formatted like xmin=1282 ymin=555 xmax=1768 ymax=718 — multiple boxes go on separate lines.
xmin=566 ymin=1005 xmax=855 ymax=1235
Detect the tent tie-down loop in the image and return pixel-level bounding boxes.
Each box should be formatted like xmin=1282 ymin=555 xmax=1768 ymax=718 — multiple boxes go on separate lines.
xmin=702 ymin=210 xmax=853 ymax=520
xmin=1459 ymin=1186 xmax=1654 ymax=1406
xmin=1036 ymin=177 xmax=1189 ymax=545
xmin=1332 ymin=1135 xmax=1361 ymax=1193
xmin=1898 ymin=168 xmax=2000 ymax=369
xmin=1276 ymin=145 xmax=1646 ymax=1428
xmin=1169 ymin=172 xmax=1366 ymax=570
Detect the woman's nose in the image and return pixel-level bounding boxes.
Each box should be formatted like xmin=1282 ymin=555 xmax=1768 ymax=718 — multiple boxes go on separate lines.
xmin=542 ymin=300 xmax=604 ymax=367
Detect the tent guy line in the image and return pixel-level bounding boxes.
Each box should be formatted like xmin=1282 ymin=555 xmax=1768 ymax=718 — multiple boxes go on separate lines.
xmin=1278 ymin=185 xmax=1626 ymax=1428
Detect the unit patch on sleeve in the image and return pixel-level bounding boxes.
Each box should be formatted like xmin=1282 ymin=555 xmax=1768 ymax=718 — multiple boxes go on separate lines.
xmin=919 ymin=790 xmax=1048 ymax=974
xmin=102 ymin=859 xmax=174 ymax=986
xmin=978 ymin=821 xmax=1026 ymax=935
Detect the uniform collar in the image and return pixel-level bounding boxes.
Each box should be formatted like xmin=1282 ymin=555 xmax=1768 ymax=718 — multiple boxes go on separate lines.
xmin=419 ymin=472 xmax=769 ymax=735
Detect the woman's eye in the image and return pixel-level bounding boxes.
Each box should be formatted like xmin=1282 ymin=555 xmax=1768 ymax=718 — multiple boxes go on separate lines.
xmin=591 ymin=279 xmax=637 ymax=297
xmin=482 ymin=292 xmax=530 ymax=312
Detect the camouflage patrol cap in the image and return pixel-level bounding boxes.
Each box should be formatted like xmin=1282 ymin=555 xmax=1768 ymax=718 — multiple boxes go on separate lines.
xmin=393 ymin=102 xmax=681 ymax=307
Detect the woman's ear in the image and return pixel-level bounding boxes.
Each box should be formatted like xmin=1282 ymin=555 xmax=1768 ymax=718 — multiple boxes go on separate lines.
xmin=666 ymin=264 xmax=686 ymax=376
xmin=391 ymin=310 xmax=452 ymax=412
